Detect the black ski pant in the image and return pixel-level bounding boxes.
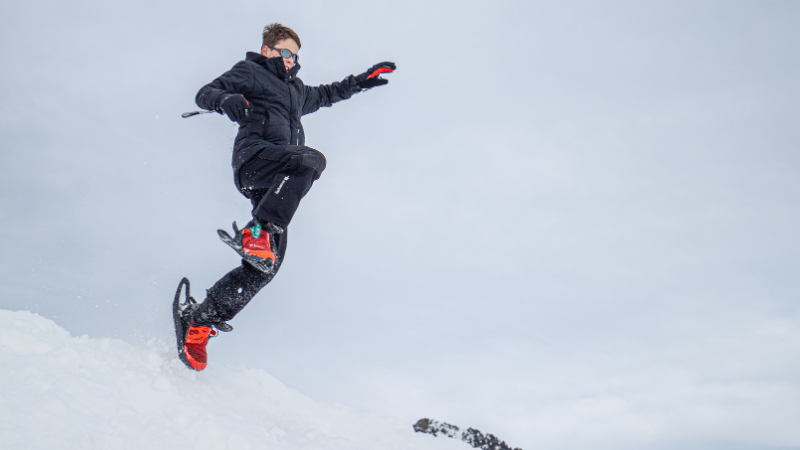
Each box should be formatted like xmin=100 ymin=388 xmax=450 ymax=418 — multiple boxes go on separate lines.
xmin=238 ymin=145 xmax=326 ymax=228
xmin=194 ymin=229 xmax=288 ymax=325
xmin=193 ymin=145 xmax=325 ymax=325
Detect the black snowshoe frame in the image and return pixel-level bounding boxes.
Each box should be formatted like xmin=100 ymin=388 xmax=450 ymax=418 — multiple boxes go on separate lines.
xmin=173 ymin=277 xmax=197 ymax=370
xmin=172 ymin=278 xmax=221 ymax=371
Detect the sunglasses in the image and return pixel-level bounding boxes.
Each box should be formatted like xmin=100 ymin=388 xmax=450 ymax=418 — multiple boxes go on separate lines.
xmin=269 ymin=46 xmax=298 ymax=63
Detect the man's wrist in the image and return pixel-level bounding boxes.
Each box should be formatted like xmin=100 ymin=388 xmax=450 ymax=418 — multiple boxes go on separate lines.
xmin=214 ymin=93 xmax=231 ymax=113
xmin=346 ymin=75 xmax=362 ymax=94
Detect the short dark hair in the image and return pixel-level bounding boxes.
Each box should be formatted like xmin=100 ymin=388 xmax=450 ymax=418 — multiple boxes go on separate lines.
xmin=262 ymin=23 xmax=301 ymax=49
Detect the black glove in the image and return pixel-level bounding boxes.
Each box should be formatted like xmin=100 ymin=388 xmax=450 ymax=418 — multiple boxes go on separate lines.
xmin=355 ymin=62 xmax=396 ymax=90
xmin=218 ymin=94 xmax=250 ymax=122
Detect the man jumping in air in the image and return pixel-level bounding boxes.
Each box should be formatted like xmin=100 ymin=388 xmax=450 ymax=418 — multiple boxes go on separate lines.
xmin=173 ymin=23 xmax=395 ymax=371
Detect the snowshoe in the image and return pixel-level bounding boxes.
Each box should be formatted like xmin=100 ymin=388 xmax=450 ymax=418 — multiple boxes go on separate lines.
xmin=173 ymin=277 xmax=221 ymax=371
xmin=217 ymin=221 xmax=282 ymax=273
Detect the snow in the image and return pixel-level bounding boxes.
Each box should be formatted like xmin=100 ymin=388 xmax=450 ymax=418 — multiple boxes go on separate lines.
xmin=0 ymin=310 xmax=467 ymax=450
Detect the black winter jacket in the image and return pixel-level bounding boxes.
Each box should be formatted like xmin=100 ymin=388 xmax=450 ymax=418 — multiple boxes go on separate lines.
xmin=195 ymin=52 xmax=361 ymax=176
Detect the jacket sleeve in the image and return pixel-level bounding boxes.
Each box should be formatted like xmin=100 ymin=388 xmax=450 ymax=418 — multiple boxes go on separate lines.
xmin=301 ymin=75 xmax=361 ymax=116
xmin=195 ymin=61 xmax=255 ymax=112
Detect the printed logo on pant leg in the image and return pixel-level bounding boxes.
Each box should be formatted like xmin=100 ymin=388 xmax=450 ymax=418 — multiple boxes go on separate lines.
xmin=275 ymin=176 xmax=289 ymax=194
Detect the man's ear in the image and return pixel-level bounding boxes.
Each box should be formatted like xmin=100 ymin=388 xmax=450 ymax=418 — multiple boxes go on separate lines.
xmin=261 ymin=45 xmax=269 ymax=57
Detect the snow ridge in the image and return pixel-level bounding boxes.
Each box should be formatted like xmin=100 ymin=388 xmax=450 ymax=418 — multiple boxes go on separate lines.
xmin=0 ymin=310 xmax=465 ymax=450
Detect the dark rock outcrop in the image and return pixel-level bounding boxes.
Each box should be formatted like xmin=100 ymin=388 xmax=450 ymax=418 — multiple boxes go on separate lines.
xmin=413 ymin=418 xmax=522 ymax=450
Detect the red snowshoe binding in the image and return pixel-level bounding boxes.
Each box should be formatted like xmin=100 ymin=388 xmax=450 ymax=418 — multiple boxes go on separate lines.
xmin=217 ymin=221 xmax=283 ymax=273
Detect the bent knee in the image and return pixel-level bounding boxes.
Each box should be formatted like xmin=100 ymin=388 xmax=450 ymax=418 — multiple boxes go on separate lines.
xmin=300 ymin=150 xmax=326 ymax=175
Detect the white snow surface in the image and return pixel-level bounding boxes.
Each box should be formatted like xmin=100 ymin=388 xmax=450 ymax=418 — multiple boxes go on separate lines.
xmin=0 ymin=310 xmax=466 ymax=450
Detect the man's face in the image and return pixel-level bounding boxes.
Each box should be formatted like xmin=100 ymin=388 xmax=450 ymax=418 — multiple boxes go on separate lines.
xmin=261 ymin=38 xmax=299 ymax=72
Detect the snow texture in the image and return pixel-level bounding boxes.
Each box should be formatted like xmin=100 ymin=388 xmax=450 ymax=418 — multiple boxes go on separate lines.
xmin=0 ymin=310 xmax=467 ymax=450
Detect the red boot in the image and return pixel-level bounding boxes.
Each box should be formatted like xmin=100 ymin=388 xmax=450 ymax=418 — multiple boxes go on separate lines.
xmin=242 ymin=223 xmax=276 ymax=264
xmin=173 ymin=278 xmax=224 ymax=371
xmin=182 ymin=325 xmax=218 ymax=371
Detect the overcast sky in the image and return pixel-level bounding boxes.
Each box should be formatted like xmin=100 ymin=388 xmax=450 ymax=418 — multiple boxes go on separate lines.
xmin=2 ymin=1 xmax=800 ymax=449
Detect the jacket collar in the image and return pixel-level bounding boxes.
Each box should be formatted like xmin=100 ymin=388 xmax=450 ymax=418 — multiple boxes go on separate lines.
xmin=246 ymin=52 xmax=301 ymax=80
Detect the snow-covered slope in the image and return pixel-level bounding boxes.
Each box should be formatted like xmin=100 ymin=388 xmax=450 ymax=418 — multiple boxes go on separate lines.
xmin=0 ymin=310 xmax=465 ymax=450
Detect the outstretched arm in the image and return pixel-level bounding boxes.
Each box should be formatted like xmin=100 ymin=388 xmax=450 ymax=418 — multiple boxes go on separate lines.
xmin=300 ymin=76 xmax=359 ymax=116
xmin=301 ymin=62 xmax=396 ymax=116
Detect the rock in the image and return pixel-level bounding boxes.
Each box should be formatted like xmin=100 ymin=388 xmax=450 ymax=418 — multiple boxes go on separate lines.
xmin=413 ymin=418 xmax=521 ymax=450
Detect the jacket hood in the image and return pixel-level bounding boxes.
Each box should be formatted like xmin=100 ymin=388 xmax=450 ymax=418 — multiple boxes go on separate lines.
xmin=245 ymin=52 xmax=301 ymax=80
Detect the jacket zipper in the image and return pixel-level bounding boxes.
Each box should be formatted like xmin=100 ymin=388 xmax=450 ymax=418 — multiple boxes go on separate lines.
xmin=286 ymin=79 xmax=296 ymax=145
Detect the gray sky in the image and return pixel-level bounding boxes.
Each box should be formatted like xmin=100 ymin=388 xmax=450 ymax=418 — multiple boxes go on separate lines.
xmin=2 ymin=1 xmax=800 ymax=449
